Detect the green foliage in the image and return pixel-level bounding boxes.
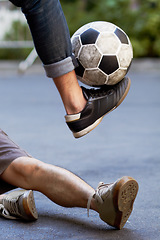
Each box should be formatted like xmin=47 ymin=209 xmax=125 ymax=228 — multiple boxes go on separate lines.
xmin=1 ymin=1 xmax=160 ymax=58
xmin=0 ymin=20 xmax=32 ymax=60
xmin=0 ymin=48 xmax=33 ymax=60
xmin=61 ymin=0 xmax=160 ymax=57
xmin=130 ymin=0 xmax=160 ymax=57
xmin=4 ymin=20 xmax=32 ymax=41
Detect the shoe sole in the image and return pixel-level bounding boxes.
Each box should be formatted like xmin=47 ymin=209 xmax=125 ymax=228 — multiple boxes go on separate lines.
xmin=73 ymin=78 xmax=131 ymax=138
xmin=23 ymin=190 xmax=38 ymax=221
xmin=113 ymin=176 xmax=138 ymax=229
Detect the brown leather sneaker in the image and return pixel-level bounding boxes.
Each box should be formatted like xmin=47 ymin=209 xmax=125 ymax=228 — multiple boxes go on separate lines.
xmin=87 ymin=176 xmax=138 ymax=229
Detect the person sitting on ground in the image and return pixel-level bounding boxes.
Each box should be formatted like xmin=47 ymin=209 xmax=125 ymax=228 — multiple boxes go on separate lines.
xmin=0 ymin=130 xmax=138 ymax=230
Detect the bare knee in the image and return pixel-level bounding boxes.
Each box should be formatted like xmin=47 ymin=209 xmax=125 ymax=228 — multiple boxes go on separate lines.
xmin=0 ymin=156 xmax=45 ymax=190
xmin=16 ymin=157 xmax=43 ymax=188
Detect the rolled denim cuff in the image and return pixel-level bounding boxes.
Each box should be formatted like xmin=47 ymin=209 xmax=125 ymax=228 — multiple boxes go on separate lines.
xmin=43 ymin=55 xmax=78 ymax=79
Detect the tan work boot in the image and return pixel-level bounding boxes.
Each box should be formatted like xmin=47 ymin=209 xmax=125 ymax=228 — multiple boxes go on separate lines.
xmin=87 ymin=176 xmax=138 ymax=229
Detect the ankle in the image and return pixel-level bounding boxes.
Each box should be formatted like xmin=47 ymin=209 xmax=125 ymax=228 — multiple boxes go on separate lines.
xmin=53 ymin=70 xmax=87 ymax=115
xmin=64 ymin=83 xmax=87 ymax=114
xmin=66 ymin=94 xmax=87 ymax=115
xmin=90 ymin=198 xmax=99 ymax=213
xmin=87 ymin=193 xmax=99 ymax=215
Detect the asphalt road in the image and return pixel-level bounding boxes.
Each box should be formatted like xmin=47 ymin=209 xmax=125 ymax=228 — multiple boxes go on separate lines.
xmin=0 ymin=59 xmax=160 ymax=240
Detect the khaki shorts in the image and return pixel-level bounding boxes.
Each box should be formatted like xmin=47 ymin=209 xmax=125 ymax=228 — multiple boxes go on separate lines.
xmin=0 ymin=129 xmax=30 ymax=176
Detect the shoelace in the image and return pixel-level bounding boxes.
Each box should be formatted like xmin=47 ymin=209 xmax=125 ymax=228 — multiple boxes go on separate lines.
xmin=0 ymin=195 xmax=21 ymax=219
xmin=87 ymin=182 xmax=112 ymax=217
xmin=0 ymin=204 xmax=18 ymax=220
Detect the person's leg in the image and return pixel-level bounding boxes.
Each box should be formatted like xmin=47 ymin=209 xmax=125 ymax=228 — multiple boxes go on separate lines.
xmin=8 ymin=0 xmax=86 ymax=115
xmin=0 ymin=156 xmax=138 ymax=229
xmin=20 ymin=0 xmax=87 ymax=115
xmin=0 ymin=129 xmax=38 ymax=220
xmin=9 ymin=0 xmax=132 ymax=138
xmin=53 ymin=70 xmax=86 ymax=115
xmin=0 ymin=157 xmax=96 ymax=210
xmin=0 ymin=128 xmax=138 ymax=228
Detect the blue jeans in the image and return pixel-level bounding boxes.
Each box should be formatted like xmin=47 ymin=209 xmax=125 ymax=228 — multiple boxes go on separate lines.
xmin=9 ymin=0 xmax=78 ymax=78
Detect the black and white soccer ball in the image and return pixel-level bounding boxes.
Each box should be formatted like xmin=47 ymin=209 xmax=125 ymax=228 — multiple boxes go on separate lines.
xmin=71 ymin=21 xmax=133 ymax=86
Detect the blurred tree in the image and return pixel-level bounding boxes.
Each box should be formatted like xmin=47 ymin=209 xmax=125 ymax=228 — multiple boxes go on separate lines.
xmin=4 ymin=20 xmax=32 ymax=41
xmin=1 ymin=0 xmax=160 ymax=58
xmin=0 ymin=20 xmax=32 ymax=60
xmin=61 ymin=0 xmax=160 ymax=57
xmin=131 ymin=0 xmax=160 ymax=57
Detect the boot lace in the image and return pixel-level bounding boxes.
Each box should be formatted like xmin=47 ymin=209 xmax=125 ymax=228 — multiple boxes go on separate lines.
xmin=87 ymin=182 xmax=112 ymax=217
xmin=0 ymin=196 xmax=21 ymax=219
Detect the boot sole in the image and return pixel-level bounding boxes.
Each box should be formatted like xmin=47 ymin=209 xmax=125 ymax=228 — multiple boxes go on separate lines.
xmin=23 ymin=190 xmax=38 ymax=221
xmin=74 ymin=78 xmax=131 ymax=138
xmin=113 ymin=176 xmax=139 ymax=229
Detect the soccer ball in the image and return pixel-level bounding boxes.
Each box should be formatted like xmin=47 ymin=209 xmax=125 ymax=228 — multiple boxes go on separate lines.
xmin=71 ymin=21 xmax=133 ymax=86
